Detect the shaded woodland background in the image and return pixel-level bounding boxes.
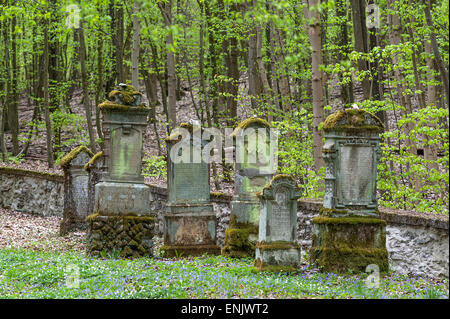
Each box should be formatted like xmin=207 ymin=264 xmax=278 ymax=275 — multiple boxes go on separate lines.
xmin=0 ymin=0 xmax=448 ymax=214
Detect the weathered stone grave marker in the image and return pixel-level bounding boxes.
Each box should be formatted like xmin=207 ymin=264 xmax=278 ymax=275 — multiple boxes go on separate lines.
xmin=59 ymin=145 xmax=93 ymax=235
xmin=86 ymin=84 xmax=155 ymax=258
xmin=222 ymin=118 xmax=275 ymax=258
xmin=84 ymin=151 xmax=104 ymax=216
xmin=255 ymin=175 xmax=302 ymax=272
xmin=309 ymin=109 xmax=389 ymax=273
xmin=162 ymin=123 xmax=220 ymax=257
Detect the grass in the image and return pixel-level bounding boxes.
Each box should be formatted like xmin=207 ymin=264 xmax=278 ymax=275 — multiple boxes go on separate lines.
xmin=0 ymin=248 xmax=448 ymax=299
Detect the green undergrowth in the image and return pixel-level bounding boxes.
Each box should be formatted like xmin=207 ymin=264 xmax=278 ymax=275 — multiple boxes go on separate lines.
xmin=0 ymin=248 xmax=447 ymax=299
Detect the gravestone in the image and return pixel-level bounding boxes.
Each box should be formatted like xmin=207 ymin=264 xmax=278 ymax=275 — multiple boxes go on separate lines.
xmin=162 ymin=123 xmax=220 ymax=257
xmin=255 ymin=175 xmax=302 ymax=272
xmin=59 ymin=145 xmax=93 ymax=235
xmin=222 ymin=118 xmax=275 ymax=258
xmin=84 ymin=151 xmax=104 ymax=216
xmin=86 ymin=84 xmax=155 ymax=258
xmin=309 ymin=109 xmax=389 ymax=273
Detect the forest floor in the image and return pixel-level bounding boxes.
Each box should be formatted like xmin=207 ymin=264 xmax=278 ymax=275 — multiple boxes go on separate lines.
xmin=0 ymin=207 xmax=447 ymax=299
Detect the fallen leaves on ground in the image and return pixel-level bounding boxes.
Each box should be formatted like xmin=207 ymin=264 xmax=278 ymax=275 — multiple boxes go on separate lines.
xmin=0 ymin=208 xmax=85 ymax=252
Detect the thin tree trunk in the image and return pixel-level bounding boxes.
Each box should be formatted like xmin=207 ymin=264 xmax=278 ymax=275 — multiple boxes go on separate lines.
xmin=94 ymin=37 xmax=104 ymax=147
xmin=79 ymin=22 xmax=98 ymax=153
xmin=115 ymin=2 xmax=125 ymax=83
xmin=43 ymin=19 xmax=54 ymax=168
xmin=131 ymin=0 xmax=141 ymax=88
xmin=159 ymin=0 xmax=177 ymax=130
xmin=423 ymin=0 xmax=449 ymax=107
xmin=350 ymin=0 xmax=371 ymax=100
xmin=10 ymin=15 xmax=19 ymax=155
xmin=307 ymin=0 xmax=325 ymax=172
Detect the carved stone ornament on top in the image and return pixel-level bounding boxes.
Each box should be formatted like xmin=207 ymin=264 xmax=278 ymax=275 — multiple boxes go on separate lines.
xmin=109 ymin=83 xmax=142 ymax=106
xmin=321 ymin=109 xmax=384 ymax=217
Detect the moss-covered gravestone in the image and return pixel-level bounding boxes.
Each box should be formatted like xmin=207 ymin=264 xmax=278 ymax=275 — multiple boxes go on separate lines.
xmin=161 ymin=123 xmax=220 ymax=257
xmin=87 ymin=84 xmax=155 ymax=258
xmin=222 ymin=118 xmax=275 ymax=258
xmin=309 ymin=109 xmax=389 ymax=273
xmin=255 ymin=175 xmax=302 ymax=272
xmin=60 ymin=146 xmax=93 ymax=235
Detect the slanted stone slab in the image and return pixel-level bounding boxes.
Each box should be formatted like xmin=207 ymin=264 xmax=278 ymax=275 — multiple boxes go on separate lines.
xmin=60 ymin=145 xmax=93 ymax=235
xmin=222 ymin=118 xmax=275 ymax=258
xmin=162 ymin=123 xmax=220 ymax=257
xmin=87 ymin=84 xmax=154 ymax=258
xmin=255 ymin=175 xmax=302 ymax=272
xmin=310 ymin=109 xmax=388 ymax=273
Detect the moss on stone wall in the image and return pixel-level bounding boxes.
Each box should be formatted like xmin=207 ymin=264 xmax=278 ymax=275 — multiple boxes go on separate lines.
xmin=0 ymin=166 xmax=64 ymax=182
xmin=59 ymin=146 xmax=94 ymax=168
xmin=84 ymin=151 xmax=103 ymax=171
xmin=221 ymin=215 xmax=258 ymax=258
xmin=309 ymin=246 xmax=389 ymax=273
xmin=255 ymin=241 xmax=301 ymax=251
xmin=310 ymin=215 xmax=389 ymax=273
xmin=312 ymin=216 xmax=386 ymax=226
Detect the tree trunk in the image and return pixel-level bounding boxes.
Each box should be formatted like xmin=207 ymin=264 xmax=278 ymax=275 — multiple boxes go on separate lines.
xmin=159 ymin=0 xmax=177 ymax=130
xmin=115 ymin=2 xmax=125 ymax=83
xmin=43 ymin=19 xmax=54 ymax=168
xmin=423 ymin=0 xmax=449 ymax=108
xmin=79 ymin=22 xmax=98 ymax=153
xmin=350 ymin=0 xmax=371 ymax=100
xmin=131 ymin=1 xmax=141 ymax=88
xmin=307 ymin=0 xmax=325 ymax=172
xmin=9 ymin=15 xmax=19 ymax=155
xmin=335 ymin=0 xmax=354 ymax=106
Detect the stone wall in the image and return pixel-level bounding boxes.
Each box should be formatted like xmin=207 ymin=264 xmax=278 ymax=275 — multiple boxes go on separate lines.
xmin=0 ymin=167 xmax=64 ymax=216
xmin=1 ymin=167 xmax=448 ymax=279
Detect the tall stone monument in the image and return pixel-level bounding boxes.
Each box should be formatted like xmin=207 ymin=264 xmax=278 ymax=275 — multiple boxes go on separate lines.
xmin=86 ymin=84 xmax=155 ymax=258
xmin=309 ymin=108 xmax=389 ymax=273
xmin=162 ymin=123 xmax=220 ymax=257
xmin=255 ymin=175 xmax=302 ymax=272
xmin=222 ymin=118 xmax=275 ymax=258
xmin=60 ymin=145 xmax=93 ymax=235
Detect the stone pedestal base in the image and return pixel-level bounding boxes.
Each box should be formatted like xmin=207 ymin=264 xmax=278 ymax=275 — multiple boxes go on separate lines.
xmin=94 ymin=181 xmax=151 ymax=216
xmin=86 ymin=214 xmax=155 ymax=258
xmin=309 ymin=216 xmax=389 ymax=273
xmin=162 ymin=203 xmax=220 ymax=257
xmin=255 ymin=242 xmax=301 ymax=272
xmin=222 ymin=200 xmax=259 ymax=258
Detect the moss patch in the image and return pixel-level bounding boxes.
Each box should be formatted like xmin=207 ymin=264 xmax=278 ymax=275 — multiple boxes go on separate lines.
xmin=312 ymin=216 xmax=386 ymax=226
xmin=98 ymin=100 xmax=150 ymax=111
xmin=322 ymin=109 xmax=384 ymax=133
xmin=230 ymin=117 xmax=270 ymax=137
xmin=309 ymin=247 xmax=389 ymax=273
xmin=0 ymin=166 xmax=63 ymax=182
xmin=255 ymin=241 xmax=301 ymax=251
xmin=59 ymin=146 xmax=94 ymax=168
xmin=221 ymin=215 xmax=258 ymax=258
xmin=84 ymin=151 xmax=103 ymax=171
